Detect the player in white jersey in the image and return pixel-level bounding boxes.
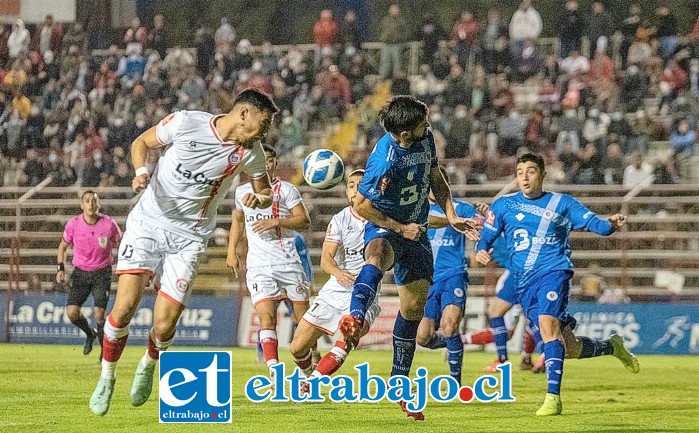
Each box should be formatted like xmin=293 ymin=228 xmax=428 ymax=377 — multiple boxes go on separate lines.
xmin=89 ymin=89 xmax=279 ymax=416
xmin=227 ymin=144 xmax=311 ymax=378
xmin=289 ymin=170 xmax=381 ymax=381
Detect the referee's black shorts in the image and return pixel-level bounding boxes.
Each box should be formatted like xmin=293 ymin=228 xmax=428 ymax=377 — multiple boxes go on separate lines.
xmin=67 ymin=267 xmax=113 ymax=309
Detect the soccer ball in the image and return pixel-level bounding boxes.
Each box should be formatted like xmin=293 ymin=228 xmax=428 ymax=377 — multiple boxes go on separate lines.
xmin=303 ymin=149 xmax=345 ymax=190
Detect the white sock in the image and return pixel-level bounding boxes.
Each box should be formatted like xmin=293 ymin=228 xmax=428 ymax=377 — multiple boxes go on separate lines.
xmin=101 ymin=360 xmax=117 ymax=379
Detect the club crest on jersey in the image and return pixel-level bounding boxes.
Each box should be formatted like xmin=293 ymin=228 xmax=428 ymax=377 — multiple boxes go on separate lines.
xmin=486 ymin=210 xmax=495 ymax=225
xmin=98 ymin=236 xmax=109 ymax=248
xmin=228 ymin=151 xmax=241 ymax=166
xmin=543 ymin=210 xmax=554 ymax=220
xmin=296 ymin=284 xmax=309 ymax=295
xmin=176 ymin=278 xmax=189 ymax=293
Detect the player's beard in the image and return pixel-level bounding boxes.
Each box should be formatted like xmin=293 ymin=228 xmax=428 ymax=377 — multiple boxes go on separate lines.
xmin=410 ymin=130 xmax=428 ymax=143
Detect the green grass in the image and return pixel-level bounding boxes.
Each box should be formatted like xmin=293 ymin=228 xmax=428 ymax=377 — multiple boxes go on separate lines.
xmin=0 ymin=344 xmax=697 ymax=433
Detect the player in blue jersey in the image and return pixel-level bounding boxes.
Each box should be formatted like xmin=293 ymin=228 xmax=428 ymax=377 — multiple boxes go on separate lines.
xmin=339 ymin=96 xmax=478 ymax=421
xmin=475 ymin=153 xmax=639 ymax=416
xmin=416 ymin=167 xmax=484 ymax=385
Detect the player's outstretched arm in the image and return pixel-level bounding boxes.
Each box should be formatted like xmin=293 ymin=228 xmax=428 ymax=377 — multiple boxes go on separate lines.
xmin=353 ymin=192 xmax=423 ymax=240
xmin=226 ymin=209 xmax=245 ymax=278
xmin=242 ymin=174 xmax=273 ymax=209
xmin=608 ymin=213 xmax=628 ymax=231
xmin=130 ymin=125 xmax=165 ymax=193
xmin=475 ymin=199 xmax=505 ymax=265
xmin=567 ymin=197 xmax=624 ymax=236
xmin=56 ymin=239 xmax=69 ymax=284
xmin=429 ymin=167 xmax=479 ymax=240
xmin=320 ymin=240 xmax=355 ymax=287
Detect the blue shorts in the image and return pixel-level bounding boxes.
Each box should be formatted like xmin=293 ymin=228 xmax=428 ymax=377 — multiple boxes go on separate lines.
xmin=424 ymin=273 xmax=468 ymax=325
xmin=518 ymin=270 xmax=572 ymax=326
xmin=364 ymin=222 xmax=433 ymax=286
xmin=495 ymin=270 xmax=518 ymax=305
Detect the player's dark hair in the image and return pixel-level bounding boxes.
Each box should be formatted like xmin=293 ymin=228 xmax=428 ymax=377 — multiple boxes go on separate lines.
xmin=346 ymin=169 xmax=365 ymax=183
xmin=379 ymin=95 xmax=428 ymax=136
xmin=516 ymin=153 xmax=545 ymax=172
xmin=233 ymin=88 xmax=280 ymax=115
xmin=81 ymin=190 xmax=97 ymax=200
xmin=262 ymin=144 xmax=276 ymax=157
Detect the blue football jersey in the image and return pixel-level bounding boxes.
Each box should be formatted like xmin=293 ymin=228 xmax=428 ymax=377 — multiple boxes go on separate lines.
xmin=476 ymin=191 xmax=614 ymax=287
xmin=490 ymin=234 xmax=511 ymax=270
xmin=428 ymin=200 xmax=476 ymax=281
xmin=294 ymin=232 xmax=314 ymax=283
xmin=358 ymin=130 xmax=439 ymax=225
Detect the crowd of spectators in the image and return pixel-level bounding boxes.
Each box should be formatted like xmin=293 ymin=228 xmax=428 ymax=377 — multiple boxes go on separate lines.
xmin=1 ymin=1 xmax=698 ymax=189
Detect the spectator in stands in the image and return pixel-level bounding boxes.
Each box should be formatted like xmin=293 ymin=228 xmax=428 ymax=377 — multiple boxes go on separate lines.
xmin=23 ymin=148 xmax=46 ymax=186
xmin=32 ymin=14 xmax=63 ymax=57
xmin=669 ymin=118 xmax=696 ymax=158
xmin=162 ymin=43 xmax=194 ymax=75
xmin=626 ymin=37 xmax=652 ymax=68
xmin=318 ymin=64 xmax=351 ymax=116
xmin=411 ymin=63 xmax=440 ymax=103
xmin=559 ymin=49 xmax=590 ymax=77
xmin=481 ymin=9 xmax=508 ymax=74
xmin=524 ymin=106 xmax=545 ymax=150
xmin=658 ymin=60 xmax=688 ymax=114
xmin=603 ymin=142 xmax=625 ymax=185
xmin=1 ymin=108 xmax=24 ymax=161
xmin=276 ymin=110 xmax=302 ymax=156
xmin=689 ymin=59 xmax=699 ymax=97
xmin=556 ymin=108 xmax=583 ymax=153
xmin=313 ymin=9 xmax=338 ymax=68
xmin=444 ymin=105 xmax=470 ymax=158
xmin=586 ymin=2 xmax=613 ymax=56
xmin=258 ymin=41 xmax=278 ymax=76
xmin=62 ymin=22 xmax=86 ymax=56
xmin=37 ymin=50 xmax=60 ymax=86
xmin=123 ymin=17 xmax=147 ymax=52
xmin=558 ymin=139 xmax=580 ymax=182
xmin=623 ymin=153 xmax=653 ymax=187
xmin=7 ymin=19 xmax=30 ymax=60
xmin=451 ymin=10 xmax=479 ymax=68
xmin=541 ymin=52 xmax=560 ymax=84
xmin=587 ymin=48 xmax=615 ymax=85
xmin=3 ymin=59 xmax=27 ymax=88
xmin=621 ymin=65 xmax=649 ymax=112
xmin=492 ymin=77 xmax=514 ymax=115
xmin=417 ymin=12 xmax=443 ymax=64
xmin=0 ymin=25 xmax=9 ymax=66
xmin=508 ymin=0 xmax=542 ymax=57
xmin=112 ymin=161 xmax=132 ymax=188
xmin=390 ymin=69 xmax=410 ymax=95
xmin=194 ymin=22 xmax=215 ymax=76
xmin=511 ymin=38 xmax=540 ymax=83
xmin=656 ymin=5 xmax=678 ymax=60
xmin=214 ymin=17 xmax=235 ymax=56
xmin=583 ymin=108 xmax=609 ymax=146
xmin=147 ymin=14 xmax=168 ymax=60
xmin=442 ymin=63 xmax=468 ymax=108
xmin=558 ymin=0 xmax=584 ymax=59
xmin=538 ymin=77 xmax=560 ymax=108
xmin=46 ymin=151 xmax=77 ymax=187
xmin=608 ymin=109 xmax=633 ymax=151
xmin=25 ymin=105 xmax=45 ymax=148
xmin=116 ymin=44 xmax=146 ymax=80
xmin=497 ymin=109 xmax=526 ymax=156
xmin=340 ymin=10 xmax=361 ymax=49
xmin=575 ymin=141 xmax=603 ymax=184
xmin=378 ymin=4 xmax=408 ymax=78
xmin=11 ymin=87 xmax=31 ymax=120
xmin=620 ymin=4 xmax=643 ymax=68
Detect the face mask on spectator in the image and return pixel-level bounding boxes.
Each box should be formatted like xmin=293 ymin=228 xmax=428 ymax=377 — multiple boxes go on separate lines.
xmin=49 ymin=152 xmax=58 ymax=164
xmin=136 ymin=119 xmax=146 ymax=128
xmin=114 ymin=118 xmax=124 ymax=127
xmin=455 ymin=109 xmax=467 ymax=119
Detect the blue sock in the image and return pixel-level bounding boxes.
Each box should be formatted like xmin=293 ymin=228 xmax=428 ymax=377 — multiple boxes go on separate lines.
xmin=489 ymin=316 xmax=508 ymax=362
xmin=423 ymin=334 xmax=447 ymax=349
xmin=578 ymin=337 xmax=614 ymax=358
xmin=446 ymin=335 xmax=464 ymax=385
xmin=543 ymin=340 xmax=565 ymax=395
xmin=391 ymin=312 xmax=420 ymax=377
xmin=349 ymin=264 xmax=383 ymax=318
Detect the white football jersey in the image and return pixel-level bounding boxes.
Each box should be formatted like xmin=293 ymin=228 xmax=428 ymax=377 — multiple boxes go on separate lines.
xmin=235 ymin=178 xmax=304 ymax=268
xmin=133 ymin=111 xmax=267 ymax=241
xmin=324 ymin=206 xmax=367 ymax=280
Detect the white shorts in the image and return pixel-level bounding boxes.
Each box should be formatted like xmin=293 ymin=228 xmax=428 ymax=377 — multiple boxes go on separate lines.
xmin=116 ymin=213 xmax=206 ymax=307
xmin=302 ymin=280 xmax=381 ymax=335
xmin=246 ymin=264 xmax=310 ymax=306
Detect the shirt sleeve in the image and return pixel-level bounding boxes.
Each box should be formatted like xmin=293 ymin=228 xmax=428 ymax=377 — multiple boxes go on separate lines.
xmin=109 ymin=217 xmax=123 ymax=247
xmin=476 ymin=198 xmax=506 ymax=252
xmin=154 ymin=111 xmax=184 ymax=146
xmin=62 ymin=218 xmax=74 ymax=245
xmin=565 ymin=195 xmax=614 ymax=236
xmin=243 ymin=142 xmax=267 ymax=179
xmin=234 ymin=186 xmax=245 ymax=211
xmin=456 ymin=201 xmax=477 ymax=219
xmin=285 ymin=184 xmax=303 ymax=209
xmin=357 ymin=142 xmax=388 ymax=201
xmin=428 ymin=205 xmax=445 ymax=218
xmin=427 ymin=130 xmax=439 ymax=169
xmin=324 ymin=213 xmax=343 ymax=244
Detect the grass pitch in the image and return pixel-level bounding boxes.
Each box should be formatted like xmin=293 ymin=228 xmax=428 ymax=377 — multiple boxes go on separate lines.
xmin=0 ymin=344 xmax=697 ymax=433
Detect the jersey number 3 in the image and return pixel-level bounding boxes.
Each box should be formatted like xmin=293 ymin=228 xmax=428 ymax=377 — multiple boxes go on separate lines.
xmin=513 ymin=229 xmax=530 ymax=251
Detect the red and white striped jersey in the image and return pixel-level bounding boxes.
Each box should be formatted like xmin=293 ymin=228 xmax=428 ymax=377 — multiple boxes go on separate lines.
xmin=235 ymin=178 xmax=304 ymax=268
xmin=132 ymin=110 xmax=267 ymax=241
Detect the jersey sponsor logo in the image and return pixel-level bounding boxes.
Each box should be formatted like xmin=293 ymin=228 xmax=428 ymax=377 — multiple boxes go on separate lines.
xmin=188 ymin=141 xmax=197 ymax=149
xmin=159 ymin=351 xmax=232 ymax=423
xmin=515 ymin=213 xmax=525 ymax=221
xmin=546 ymin=290 xmax=559 ymax=301
xmin=430 ymin=238 xmax=456 ymax=247
xmin=175 ymin=163 xmax=217 ymax=186
xmin=454 ymin=288 xmax=464 ymax=298
xmin=344 ymin=247 xmax=365 ymax=257
xmin=176 ymin=278 xmax=190 ymax=293
xmin=486 ymin=211 xmax=495 ymax=225
xmin=98 ymin=236 xmax=109 ymax=248
xmin=245 ymin=214 xmax=276 ymax=223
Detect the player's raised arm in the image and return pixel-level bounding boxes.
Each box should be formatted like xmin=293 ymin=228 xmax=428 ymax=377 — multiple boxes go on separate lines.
xmin=566 ymin=197 xmax=626 ymax=236
xmin=475 ymin=200 xmax=505 ymax=266
xmin=429 ymin=166 xmax=479 ymax=240
xmin=353 ymin=191 xmax=421 ymax=239
xmin=130 ymin=112 xmax=181 ymax=192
